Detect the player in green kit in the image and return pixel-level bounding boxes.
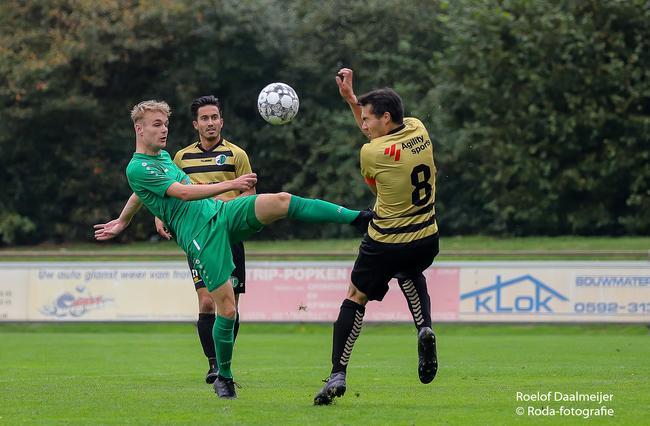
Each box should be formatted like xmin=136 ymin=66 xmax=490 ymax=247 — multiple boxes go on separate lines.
xmin=313 ymin=69 xmax=439 ymax=405
xmin=155 ymin=95 xmax=255 ymax=384
xmin=94 ymin=100 xmax=370 ymax=400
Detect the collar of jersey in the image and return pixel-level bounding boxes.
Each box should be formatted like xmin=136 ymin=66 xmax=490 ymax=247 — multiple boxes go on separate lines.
xmin=196 ymin=138 xmax=224 ymax=152
xmin=386 ymin=123 xmax=406 ymax=135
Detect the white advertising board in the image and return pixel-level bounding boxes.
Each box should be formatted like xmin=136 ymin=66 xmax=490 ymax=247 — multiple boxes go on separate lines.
xmin=0 ymin=261 xmax=647 ymax=323
xmin=458 ymin=263 xmax=650 ymax=322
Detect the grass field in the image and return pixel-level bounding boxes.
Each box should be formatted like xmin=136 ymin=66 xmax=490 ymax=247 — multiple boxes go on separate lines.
xmin=1 ymin=323 xmax=648 ymax=425
xmin=1 ymin=238 xmax=648 ymax=424
xmin=6 ymin=235 xmax=649 ymax=250
xmin=2 ymin=235 xmax=650 ymax=261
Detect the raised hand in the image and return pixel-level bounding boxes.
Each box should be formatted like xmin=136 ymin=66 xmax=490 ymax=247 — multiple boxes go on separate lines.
xmin=335 ymin=68 xmax=356 ymax=104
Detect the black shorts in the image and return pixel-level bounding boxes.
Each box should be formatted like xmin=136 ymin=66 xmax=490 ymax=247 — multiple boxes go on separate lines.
xmin=351 ymin=233 xmax=439 ymax=301
xmin=188 ymin=241 xmax=246 ymax=294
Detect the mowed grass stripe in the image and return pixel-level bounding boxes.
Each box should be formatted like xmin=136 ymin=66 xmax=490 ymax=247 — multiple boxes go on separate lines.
xmin=1 ymin=324 xmax=648 ymax=425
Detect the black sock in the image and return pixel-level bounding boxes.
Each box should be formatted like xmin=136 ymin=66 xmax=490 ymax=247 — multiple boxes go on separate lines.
xmin=398 ymin=274 xmax=432 ymax=330
xmin=233 ymin=312 xmax=240 ymax=342
xmin=197 ymin=313 xmax=216 ymax=364
xmin=331 ymin=299 xmax=365 ymax=374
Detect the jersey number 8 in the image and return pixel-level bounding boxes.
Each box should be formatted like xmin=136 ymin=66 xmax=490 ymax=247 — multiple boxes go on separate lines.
xmin=410 ymin=164 xmax=432 ymax=206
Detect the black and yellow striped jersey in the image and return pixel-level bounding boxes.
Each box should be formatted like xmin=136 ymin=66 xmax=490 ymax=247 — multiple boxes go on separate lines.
xmin=173 ymin=138 xmax=252 ymax=199
xmin=360 ymin=117 xmax=438 ymax=245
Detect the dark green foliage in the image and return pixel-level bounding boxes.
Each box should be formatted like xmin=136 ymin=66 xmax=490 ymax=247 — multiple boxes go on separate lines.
xmin=431 ymin=0 xmax=650 ymax=235
xmin=0 ymin=0 xmax=647 ymax=244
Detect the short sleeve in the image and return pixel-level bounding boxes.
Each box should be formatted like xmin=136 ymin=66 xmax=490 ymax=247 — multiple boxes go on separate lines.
xmin=359 ymin=143 xmax=377 ymax=179
xmin=234 ymin=148 xmax=253 ymax=176
xmin=127 ymin=160 xmax=177 ymax=197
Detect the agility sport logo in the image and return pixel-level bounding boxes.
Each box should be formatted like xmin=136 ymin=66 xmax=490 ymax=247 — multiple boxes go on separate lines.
xmin=384 ymin=144 xmax=401 ymax=161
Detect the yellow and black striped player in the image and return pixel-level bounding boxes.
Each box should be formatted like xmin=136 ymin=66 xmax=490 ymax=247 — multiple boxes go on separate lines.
xmin=315 ymin=69 xmax=439 ymax=405
xmin=163 ymin=95 xmax=254 ymax=384
xmin=173 ymin=141 xmax=252 ymax=199
xmin=361 ymin=116 xmax=438 ymax=245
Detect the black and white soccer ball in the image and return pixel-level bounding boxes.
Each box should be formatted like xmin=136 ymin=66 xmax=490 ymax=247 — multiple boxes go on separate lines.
xmin=257 ymin=82 xmax=299 ymax=125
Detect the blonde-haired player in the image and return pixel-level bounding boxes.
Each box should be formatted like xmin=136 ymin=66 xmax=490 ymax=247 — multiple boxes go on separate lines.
xmin=95 ymin=99 xmax=371 ymax=399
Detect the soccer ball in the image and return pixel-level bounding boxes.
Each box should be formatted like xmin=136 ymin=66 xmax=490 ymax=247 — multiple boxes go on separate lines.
xmin=257 ymin=82 xmax=299 ymax=125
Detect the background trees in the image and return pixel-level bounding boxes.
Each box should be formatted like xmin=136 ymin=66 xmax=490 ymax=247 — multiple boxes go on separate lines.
xmin=0 ymin=0 xmax=647 ymax=244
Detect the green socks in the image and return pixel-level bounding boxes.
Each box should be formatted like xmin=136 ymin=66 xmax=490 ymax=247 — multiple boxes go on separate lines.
xmin=288 ymin=195 xmax=359 ymax=224
xmin=213 ymin=315 xmax=236 ymax=379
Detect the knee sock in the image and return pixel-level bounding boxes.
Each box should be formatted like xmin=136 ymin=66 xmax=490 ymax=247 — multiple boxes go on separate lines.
xmin=213 ymin=315 xmax=236 ymax=379
xmin=233 ymin=311 xmax=240 ymax=342
xmin=197 ymin=313 xmax=216 ymax=367
xmin=331 ymin=299 xmax=366 ymax=374
xmin=398 ymin=274 xmax=432 ymax=330
xmin=288 ymin=195 xmax=359 ymax=224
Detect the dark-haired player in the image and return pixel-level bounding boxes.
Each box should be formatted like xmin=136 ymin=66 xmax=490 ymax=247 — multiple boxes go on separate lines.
xmin=154 ymin=96 xmax=253 ymax=385
xmin=314 ymin=68 xmax=439 ymax=405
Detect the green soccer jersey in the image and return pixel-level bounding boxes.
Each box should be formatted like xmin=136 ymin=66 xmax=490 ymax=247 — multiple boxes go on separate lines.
xmin=126 ymin=150 xmax=221 ymax=251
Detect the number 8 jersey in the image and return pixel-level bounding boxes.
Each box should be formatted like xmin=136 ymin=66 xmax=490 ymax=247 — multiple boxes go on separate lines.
xmin=360 ymin=117 xmax=438 ymax=245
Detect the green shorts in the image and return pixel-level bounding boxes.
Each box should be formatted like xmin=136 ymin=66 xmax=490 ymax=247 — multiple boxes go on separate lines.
xmin=186 ymin=195 xmax=263 ymax=292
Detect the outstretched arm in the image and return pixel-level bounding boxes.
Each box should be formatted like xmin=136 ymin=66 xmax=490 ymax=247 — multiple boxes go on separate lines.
xmin=336 ymin=68 xmax=367 ymax=137
xmin=94 ymin=193 xmax=143 ymax=241
xmin=165 ymin=173 xmax=257 ymax=201
xmin=154 ymin=183 xmax=256 ymax=240
xmin=214 ymin=186 xmax=256 ymax=202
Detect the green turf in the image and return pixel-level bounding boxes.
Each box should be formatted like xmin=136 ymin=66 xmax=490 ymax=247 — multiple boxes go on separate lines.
xmin=1 ymin=324 xmax=648 ymax=425
xmin=2 ymin=235 xmax=649 ymax=261
xmin=5 ymin=235 xmax=650 ymax=251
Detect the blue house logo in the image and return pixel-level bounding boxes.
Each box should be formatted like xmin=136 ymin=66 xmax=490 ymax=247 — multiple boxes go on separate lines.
xmin=460 ymin=274 xmax=569 ymax=313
